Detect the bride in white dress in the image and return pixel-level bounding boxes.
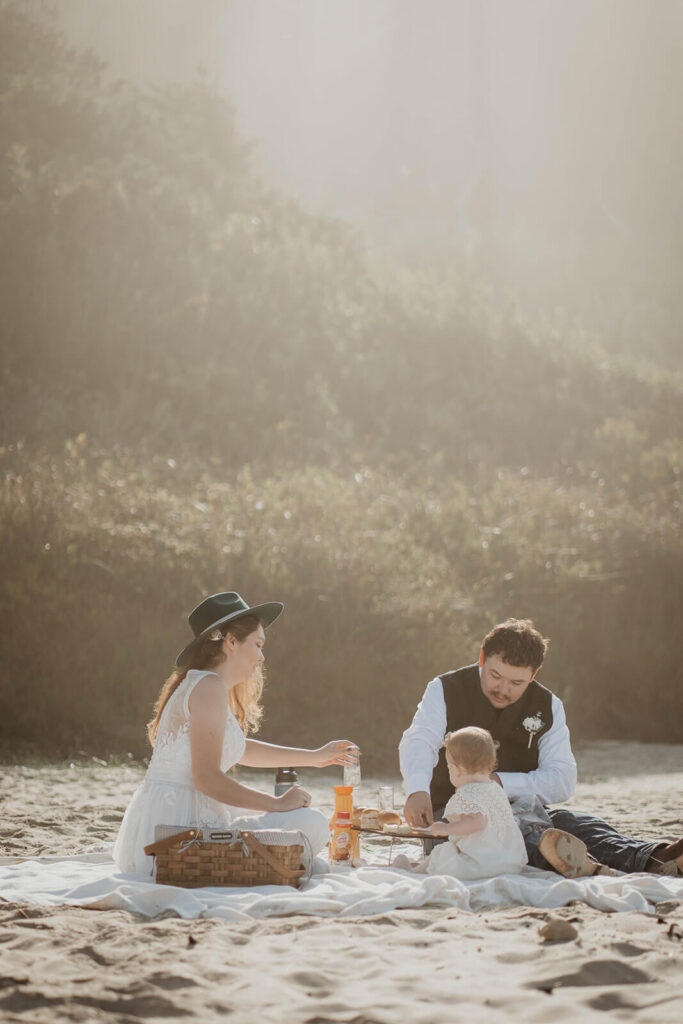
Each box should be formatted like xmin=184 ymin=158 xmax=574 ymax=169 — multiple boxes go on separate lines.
xmin=114 ymin=591 xmax=358 ymax=877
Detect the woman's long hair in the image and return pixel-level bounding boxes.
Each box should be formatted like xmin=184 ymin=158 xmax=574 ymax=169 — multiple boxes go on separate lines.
xmin=147 ymin=614 xmax=264 ymax=745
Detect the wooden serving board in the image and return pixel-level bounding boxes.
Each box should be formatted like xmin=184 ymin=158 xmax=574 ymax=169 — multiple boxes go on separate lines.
xmin=350 ymin=826 xmax=432 ymax=838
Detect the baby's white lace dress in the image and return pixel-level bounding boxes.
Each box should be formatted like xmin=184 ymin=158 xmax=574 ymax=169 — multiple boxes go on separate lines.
xmin=425 ymin=781 xmax=528 ymax=880
xmin=113 ymin=670 xmax=246 ymax=876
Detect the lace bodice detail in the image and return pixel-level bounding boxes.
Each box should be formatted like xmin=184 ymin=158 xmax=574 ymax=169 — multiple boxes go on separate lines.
xmin=146 ymin=670 xmax=246 ymax=786
xmin=445 ymin=782 xmax=515 ymax=844
xmin=425 ymin=780 xmax=527 ymax=879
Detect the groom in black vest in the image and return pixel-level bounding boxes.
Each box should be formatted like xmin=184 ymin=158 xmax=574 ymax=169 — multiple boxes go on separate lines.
xmin=399 ymin=618 xmax=683 ymax=876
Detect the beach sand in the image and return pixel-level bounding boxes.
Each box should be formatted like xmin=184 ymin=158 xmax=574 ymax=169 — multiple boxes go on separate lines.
xmin=0 ymin=741 xmax=681 ymax=1023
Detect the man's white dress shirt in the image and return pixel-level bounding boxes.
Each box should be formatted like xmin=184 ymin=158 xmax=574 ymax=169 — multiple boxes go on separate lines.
xmin=399 ymin=674 xmax=577 ymax=806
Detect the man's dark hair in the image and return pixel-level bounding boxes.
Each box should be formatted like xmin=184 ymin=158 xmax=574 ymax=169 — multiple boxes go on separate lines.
xmin=481 ymin=618 xmax=549 ymax=672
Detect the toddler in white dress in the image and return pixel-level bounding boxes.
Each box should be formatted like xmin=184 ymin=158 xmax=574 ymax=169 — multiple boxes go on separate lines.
xmin=397 ymin=727 xmax=527 ymax=880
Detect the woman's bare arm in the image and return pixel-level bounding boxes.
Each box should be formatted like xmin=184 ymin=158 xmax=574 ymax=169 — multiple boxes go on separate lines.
xmin=239 ymin=738 xmax=358 ymax=769
xmin=188 ymin=677 xmax=307 ymax=812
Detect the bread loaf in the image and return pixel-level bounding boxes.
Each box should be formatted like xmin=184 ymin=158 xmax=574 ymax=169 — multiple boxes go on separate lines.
xmin=378 ymin=810 xmax=401 ymax=826
xmin=360 ymin=809 xmax=380 ymax=829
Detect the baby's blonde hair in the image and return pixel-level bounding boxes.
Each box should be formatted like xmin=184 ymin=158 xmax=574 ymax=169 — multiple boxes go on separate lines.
xmin=444 ymin=727 xmax=497 ymax=775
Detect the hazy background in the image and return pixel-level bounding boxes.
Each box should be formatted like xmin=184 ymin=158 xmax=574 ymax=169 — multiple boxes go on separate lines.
xmin=56 ymin=0 xmax=683 ymax=366
xmin=1 ymin=0 xmax=681 ymax=768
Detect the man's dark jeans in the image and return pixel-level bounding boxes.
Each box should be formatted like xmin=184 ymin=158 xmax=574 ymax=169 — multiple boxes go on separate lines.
xmin=424 ymin=805 xmax=662 ymax=872
xmin=526 ymin=808 xmax=661 ymax=873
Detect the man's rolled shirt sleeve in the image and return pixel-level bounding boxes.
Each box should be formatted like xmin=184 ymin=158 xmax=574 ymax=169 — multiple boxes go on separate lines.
xmin=497 ymin=694 xmax=577 ymax=804
xmin=399 ymin=677 xmax=447 ymax=798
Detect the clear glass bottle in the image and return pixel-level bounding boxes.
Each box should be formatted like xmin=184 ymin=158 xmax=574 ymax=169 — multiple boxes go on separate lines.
xmin=343 ymin=749 xmax=361 ymax=789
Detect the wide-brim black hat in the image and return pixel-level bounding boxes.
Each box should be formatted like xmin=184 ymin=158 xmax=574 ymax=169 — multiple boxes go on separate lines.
xmin=175 ymin=591 xmax=283 ymax=668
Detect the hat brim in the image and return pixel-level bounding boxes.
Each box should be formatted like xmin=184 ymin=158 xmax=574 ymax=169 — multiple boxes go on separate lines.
xmin=174 ymin=601 xmax=284 ymax=668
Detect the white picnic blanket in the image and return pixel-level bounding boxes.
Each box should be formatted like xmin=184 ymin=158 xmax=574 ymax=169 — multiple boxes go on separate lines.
xmin=1 ymin=852 xmax=681 ymax=921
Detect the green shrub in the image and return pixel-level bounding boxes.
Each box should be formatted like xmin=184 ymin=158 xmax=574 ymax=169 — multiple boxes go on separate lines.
xmin=2 ymin=444 xmax=680 ymax=768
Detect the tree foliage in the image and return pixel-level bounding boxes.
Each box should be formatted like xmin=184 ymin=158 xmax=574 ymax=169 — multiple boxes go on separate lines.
xmin=1 ymin=2 xmax=681 ymax=762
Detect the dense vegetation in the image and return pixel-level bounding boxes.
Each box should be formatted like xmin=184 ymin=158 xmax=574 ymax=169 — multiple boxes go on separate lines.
xmin=1 ymin=2 xmax=681 ymax=767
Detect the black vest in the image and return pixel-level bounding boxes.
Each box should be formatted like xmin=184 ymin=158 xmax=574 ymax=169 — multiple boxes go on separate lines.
xmin=430 ymin=664 xmax=554 ymax=809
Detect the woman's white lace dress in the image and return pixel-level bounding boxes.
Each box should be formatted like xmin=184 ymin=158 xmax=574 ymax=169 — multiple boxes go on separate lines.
xmin=113 ymin=670 xmax=328 ymax=876
xmin=425 ymin=781 xmax=528 ymax=880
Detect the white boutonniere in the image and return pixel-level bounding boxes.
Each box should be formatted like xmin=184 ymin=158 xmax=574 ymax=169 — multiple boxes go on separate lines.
xmin=522 ymin=714 xmax=544 ymax=748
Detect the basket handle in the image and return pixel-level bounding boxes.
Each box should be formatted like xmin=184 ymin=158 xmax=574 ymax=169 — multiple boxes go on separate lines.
xmin=144 ymin=829 xmax=198 ymax=856
xmin=241 ymin=831 xmax=305 ymax=881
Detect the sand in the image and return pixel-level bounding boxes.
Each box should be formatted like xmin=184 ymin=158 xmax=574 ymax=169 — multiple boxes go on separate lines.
xmin=0 ymin=741 xmax=681 ymax=1023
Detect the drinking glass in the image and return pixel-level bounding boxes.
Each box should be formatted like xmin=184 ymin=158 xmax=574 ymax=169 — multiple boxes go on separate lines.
xmin=378 ymin=785 xmax=394 ymax=811
xmin=343 ymin=760 xmax=362 ymax=788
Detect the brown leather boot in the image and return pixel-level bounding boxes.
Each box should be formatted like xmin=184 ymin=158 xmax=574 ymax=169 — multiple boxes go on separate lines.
xmin=538 ymin=828 xmax=616 ymax=878
xmin=646 ymin=837 xmax=683 ymax=875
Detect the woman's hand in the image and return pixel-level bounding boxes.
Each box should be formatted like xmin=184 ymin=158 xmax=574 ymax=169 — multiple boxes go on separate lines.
xmin=274 ymin=784 xmax=313 ymax=812
xmin=428 ymin=820 xmax=451 ymax=837
xmin=312 ymin=740 xmax=359 ymax=768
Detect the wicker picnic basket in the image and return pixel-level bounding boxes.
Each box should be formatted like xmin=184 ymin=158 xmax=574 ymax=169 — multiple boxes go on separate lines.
xmin=144 ymin=827 xmax=306 ymax=888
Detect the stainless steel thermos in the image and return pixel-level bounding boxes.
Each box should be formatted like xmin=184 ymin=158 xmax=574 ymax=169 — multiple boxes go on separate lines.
xmin=274 ymin=767 xmax=298 ymax=796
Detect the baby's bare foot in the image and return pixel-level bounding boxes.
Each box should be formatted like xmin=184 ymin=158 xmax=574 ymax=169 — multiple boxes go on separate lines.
xmin=392 ymin=853 xmax=421 ymax=871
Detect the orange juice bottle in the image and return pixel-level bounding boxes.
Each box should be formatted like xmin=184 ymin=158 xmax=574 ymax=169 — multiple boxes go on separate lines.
xmin=349 ymin=819 xmax=360 ymax=861
xmin=329 ymin=785 xmax=354 ymax=861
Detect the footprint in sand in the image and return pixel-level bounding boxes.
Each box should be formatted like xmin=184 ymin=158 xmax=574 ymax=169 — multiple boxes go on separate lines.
xmin=291 ymin=970 xmax=332 ymax=993
xmin=73 ymin=944 xmax=112 ymax=967
xmin=528 ymin=959 xmax=654 ymax=991
xmin=149 ymin=972 xmax=199 ymax=991
xmin=609 ymin=941 xmax=650 ymax=957
xmin=73 ymin=993 xmax=184 ymax=1016
xmin=0 ymin=990 xmax=69 ymax=1015
xmin=588 ymin=992 xmax=644 ymax=1012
